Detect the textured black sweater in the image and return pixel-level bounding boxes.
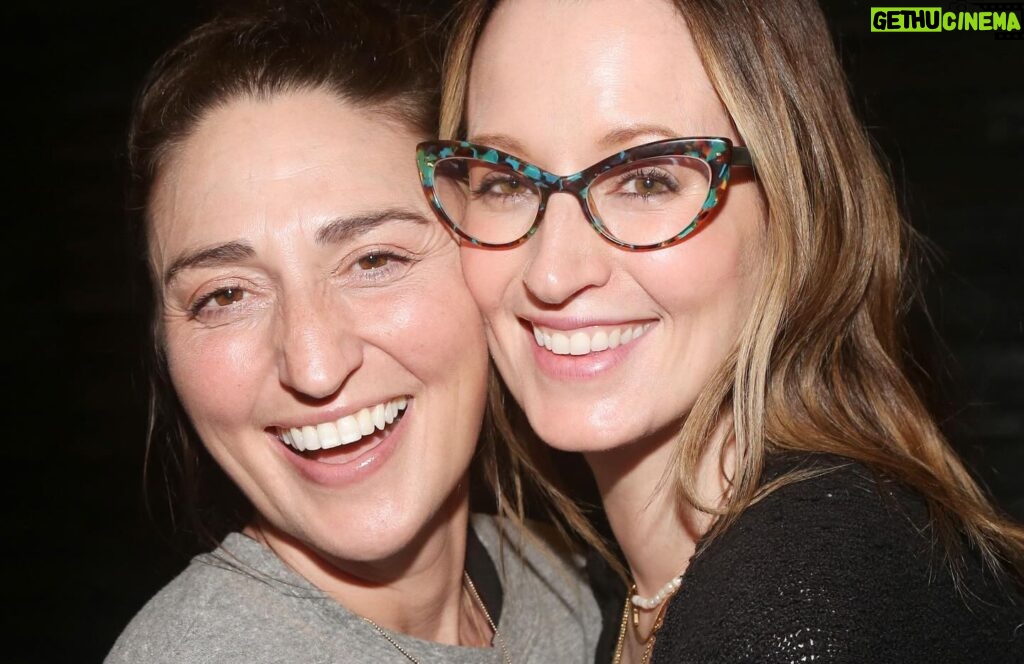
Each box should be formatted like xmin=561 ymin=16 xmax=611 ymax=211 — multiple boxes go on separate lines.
xmin=595 ymin=454 xmax=1024 ymax=664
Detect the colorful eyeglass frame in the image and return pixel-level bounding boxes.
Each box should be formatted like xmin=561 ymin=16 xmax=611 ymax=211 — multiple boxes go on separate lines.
xmin=416 ymin=136 xmax=754 ymax=251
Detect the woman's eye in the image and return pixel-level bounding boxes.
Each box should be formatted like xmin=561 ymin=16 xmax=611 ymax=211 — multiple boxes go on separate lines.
xmin=358 ymin=253 xmax=392 ymax=270
xmin=350 ymin=250 xmax=412 ymax=283
xmin=619 ymin=169 xmax=676 ymax=196
xmin=492 ymin=177 xmax=524 ymax=195
xmin=188 ymin=286 xmax=251 ymax=321
xmin=474 ymin=174 xmax=528 ymax=198
xmin=212 ymin=288 xmax=245 ymax=306
xmin=631 ymin=175 xmax=669 ymax=195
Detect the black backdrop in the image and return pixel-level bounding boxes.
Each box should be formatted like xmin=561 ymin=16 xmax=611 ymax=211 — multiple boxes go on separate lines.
xmin=4 ymin=1 xmax=1022 ymax=662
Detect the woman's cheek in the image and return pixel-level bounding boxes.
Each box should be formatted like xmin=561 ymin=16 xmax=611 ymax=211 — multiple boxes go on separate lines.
xmin=460 ymin=248 xmax=515 ymax=321
xmin=365 ymin=272 xmax=487 ymax=366
xmin=167 ymin=327 xmax=265 ymax=423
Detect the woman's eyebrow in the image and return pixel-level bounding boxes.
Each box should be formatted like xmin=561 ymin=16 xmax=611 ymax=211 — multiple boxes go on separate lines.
xmin=314 ymin=207 xmax=431 ymax=246
xmin=467 ymin=133 xmax=527 ymax=156
xmin=163 ymin=241 xmax=255 ymax=286
xmin=597 ymin=123 xmax=679 ymax=150
xmin=469 ymin=123 xmax=682 ymax=160
xmin=161 ymin=210 xmax=429 ymax=286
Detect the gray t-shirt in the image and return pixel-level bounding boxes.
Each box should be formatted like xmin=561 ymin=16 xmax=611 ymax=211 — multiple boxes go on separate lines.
xmin=106 ymin=515 xmax=600 ymax=663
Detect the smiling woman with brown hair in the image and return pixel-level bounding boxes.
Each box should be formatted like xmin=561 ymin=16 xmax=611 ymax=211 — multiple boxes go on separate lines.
xmin=421 ymin=0 xmax=1024 ymax=661
xmin=105 ymin=2 xmax=601 ymax=662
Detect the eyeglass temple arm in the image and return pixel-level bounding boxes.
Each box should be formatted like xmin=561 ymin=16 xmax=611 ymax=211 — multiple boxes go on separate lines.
xmin=732 ymin=146 xmax=754 ymax=169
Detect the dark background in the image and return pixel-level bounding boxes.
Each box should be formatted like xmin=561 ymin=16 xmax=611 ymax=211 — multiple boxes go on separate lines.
xmin=4 ymin=1 xmax=1022 ymax=662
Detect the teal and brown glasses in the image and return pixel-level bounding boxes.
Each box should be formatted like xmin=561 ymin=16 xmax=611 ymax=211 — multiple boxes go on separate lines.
xmin=416 ymin=137 xmax=753 ymax=251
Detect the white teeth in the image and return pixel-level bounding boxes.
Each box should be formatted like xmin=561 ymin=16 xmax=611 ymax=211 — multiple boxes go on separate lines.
xmin=357 ymin=408 xmax=374 ymax=436
xmin=338 ymin=416 xmax=361 ymax=444
xmin=551 ymin=333 xmax=571 ymax=355
xmin=308 ymin=422 xmax=331 ymax=450
xmin=530 ymin=323 xmax=652 ymax=357
xmin=569 ymin=332 xmax=590 ymax=355
xmin=281 ymin=397 xmax=409 ymax=453
xmin=301 ymin=425 xmax=316 ymax=451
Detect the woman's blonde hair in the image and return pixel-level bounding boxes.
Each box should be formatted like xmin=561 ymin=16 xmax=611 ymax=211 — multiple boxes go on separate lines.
xmin=441 ymin=0 xmax=1024 ymax=584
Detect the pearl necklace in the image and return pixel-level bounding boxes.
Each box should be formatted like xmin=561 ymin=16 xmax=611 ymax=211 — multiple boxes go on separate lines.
xmin=611 ymin=580 xmax=680 ymax=664
xmin=630 ymin=574 xmax=683 ymax=610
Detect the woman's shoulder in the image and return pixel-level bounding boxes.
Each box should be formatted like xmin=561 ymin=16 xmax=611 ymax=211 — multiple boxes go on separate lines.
xmin=652 ymin=453 xmax=1024 ymax=664
xmin=104 ymin=533 xmax=335 ymax=664
xmin=471 ymin=513 xmax=597 ymax=606
xmin=471 ymin=513 xmax=603 ymax=663
xmin=735 ymin=452 xmax=932 ymax=548
xmin=719 ymin=452 xmax=1012 ymax=570
xmin=471 ymin=513 xmax=588 ymax=577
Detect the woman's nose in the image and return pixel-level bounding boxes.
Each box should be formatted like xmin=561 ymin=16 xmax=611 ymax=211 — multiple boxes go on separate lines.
xmin=275 ymin=292 xmax=363 ymax=401
xmin=521 ymin=193 xmax=613 ymax=305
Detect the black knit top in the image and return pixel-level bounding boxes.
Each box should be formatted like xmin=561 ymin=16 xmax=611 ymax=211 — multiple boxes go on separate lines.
xmin=594 ymin=454 xmax=1024 ymax=664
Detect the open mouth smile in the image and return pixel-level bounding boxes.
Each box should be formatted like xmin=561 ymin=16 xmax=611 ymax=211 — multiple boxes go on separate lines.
xmin=530 ymin=322 xmax=654 ymax=356
xmin=275 ymin=396 xmax=409 ymax=452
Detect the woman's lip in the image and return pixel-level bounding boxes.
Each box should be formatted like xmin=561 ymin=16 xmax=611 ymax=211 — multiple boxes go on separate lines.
xmin=270 ymin=394 xmax=410 ymax=430
xmin=275 ymin=402 xmax=410 ymax=486
xmin=522 ymin=314 xmax=655 ymax=331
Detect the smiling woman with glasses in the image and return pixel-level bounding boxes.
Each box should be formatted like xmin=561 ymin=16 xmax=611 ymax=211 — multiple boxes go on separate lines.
xmin=427 ymin=0 xmax=1024 ymax=662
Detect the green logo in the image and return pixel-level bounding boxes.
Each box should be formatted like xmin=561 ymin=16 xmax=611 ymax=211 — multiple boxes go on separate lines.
xmin=871 ymin=4 xmax=1022 ymax=32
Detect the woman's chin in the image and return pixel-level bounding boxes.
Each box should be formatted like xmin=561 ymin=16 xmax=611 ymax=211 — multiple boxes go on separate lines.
xmin=528 ymin=401 xmax=683 ymax=460
xmin=530 ymin=416 xmax=634 ymax=454
xmin=288 ymin=481 xmax=469 ymax=575
xmin=255 ymin=508 xmax=432 ymax=573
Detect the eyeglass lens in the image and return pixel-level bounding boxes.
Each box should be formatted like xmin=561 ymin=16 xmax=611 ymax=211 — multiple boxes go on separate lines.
xmin=432 ymin=155 xmax=713 ymax=246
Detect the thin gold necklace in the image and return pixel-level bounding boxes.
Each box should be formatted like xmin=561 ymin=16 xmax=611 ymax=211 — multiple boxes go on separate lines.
xmin=361 ymin=571 xmax=513 ymax=664
xmin=611 ymin=583 xmax=676 ymax=664
xmin=464 ymin=572 xmax=513 ymax=664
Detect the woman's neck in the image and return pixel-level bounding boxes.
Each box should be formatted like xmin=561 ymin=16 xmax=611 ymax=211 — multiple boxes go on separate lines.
xmin=245 ymin=485 xmax=474 ymax=645
xmin=585 ymin=424 xmax=732 ymax=598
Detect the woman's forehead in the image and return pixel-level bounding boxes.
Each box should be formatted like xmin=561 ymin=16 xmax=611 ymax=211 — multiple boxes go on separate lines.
xmin=148 ymin=91 xmax=427 ymax=264
xmin=466 ymin=0 xmax=728 ymax=165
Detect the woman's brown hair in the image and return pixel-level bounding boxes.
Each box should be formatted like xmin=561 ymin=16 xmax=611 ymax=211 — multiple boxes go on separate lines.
xmin=439 ymin=0 xmax=1024 ymax=584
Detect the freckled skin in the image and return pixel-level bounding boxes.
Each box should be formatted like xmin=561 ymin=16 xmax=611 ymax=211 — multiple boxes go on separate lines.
xmin=462 ymin=0 xmax=766 ymax=452
xmin=151 ymin=89 xmax=489 ymax=584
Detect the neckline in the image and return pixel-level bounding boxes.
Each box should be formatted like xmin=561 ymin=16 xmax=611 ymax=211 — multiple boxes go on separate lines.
xmin=212 ymin=521 xmax=508 ymax=657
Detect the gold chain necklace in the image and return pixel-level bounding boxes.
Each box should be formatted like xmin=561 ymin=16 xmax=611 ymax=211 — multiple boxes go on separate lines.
xmin=611 ymin=583 xmax=677 ymax=664
xmin=361 ymin=571 xmax=513 ymax=664
xmin=464 ymin=572 xmax=513 ymax=664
